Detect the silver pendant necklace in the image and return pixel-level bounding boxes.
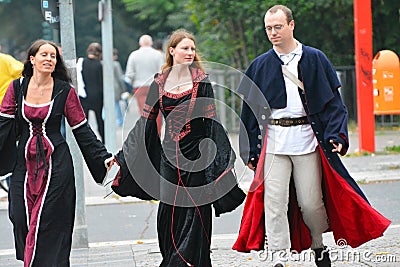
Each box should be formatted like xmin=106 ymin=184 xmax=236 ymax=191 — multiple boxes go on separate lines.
xmin=32 ymin=76 xmax=51 ymax=96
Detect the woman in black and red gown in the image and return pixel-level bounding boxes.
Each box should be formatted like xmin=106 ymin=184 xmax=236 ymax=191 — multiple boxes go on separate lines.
xmin=0 ymin=39 xmax=113 ymax=267
xmin=114 ymin=29 xmax=245 ymax=266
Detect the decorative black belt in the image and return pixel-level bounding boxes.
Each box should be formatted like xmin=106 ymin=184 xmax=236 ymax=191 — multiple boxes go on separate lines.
xmin=268 ymin=116 xmax=309 ymax=127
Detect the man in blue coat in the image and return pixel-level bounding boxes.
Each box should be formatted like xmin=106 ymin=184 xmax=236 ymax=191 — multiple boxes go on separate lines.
xmin=233 ymin=4 xmax=390 ymax=267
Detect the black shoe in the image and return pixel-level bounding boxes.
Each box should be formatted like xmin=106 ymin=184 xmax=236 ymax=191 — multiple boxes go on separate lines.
xmin=313 ymin=247 xmax=331 ymax=267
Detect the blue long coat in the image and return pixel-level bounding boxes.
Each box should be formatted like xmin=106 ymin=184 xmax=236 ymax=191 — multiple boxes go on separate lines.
xmin=233 ymin=46 xmax=391 ymax=252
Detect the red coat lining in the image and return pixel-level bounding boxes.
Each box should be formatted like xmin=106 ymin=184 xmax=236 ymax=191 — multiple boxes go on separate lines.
xmin=233 ymin=136 xmax=391 ymax=253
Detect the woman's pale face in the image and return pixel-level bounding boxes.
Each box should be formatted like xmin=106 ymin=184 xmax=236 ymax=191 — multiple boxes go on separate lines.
xmin=30 ymin=44 xmax=57 ymax=74
xmin=170 ymin=38 xmax=196 ymax=66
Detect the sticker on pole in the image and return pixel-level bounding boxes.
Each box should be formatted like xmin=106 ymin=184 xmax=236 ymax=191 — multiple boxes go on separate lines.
xmin=41 ymin=0 xmax=59 ymax=28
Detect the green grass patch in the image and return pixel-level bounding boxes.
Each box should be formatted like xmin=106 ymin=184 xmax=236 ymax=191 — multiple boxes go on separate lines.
xmin=343 ymin=151 xmax=374 ymax=157
xmin=344 ymin=146 xmax=400 ymax=157
xmin=384 ymin=145 xmax=400 ymax=153
xmin=357 ymin=179 xmax=367 ymax=184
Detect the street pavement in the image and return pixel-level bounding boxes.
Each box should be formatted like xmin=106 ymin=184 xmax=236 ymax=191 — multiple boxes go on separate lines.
xmin=1 ymin=110 xmax=400 ymax=266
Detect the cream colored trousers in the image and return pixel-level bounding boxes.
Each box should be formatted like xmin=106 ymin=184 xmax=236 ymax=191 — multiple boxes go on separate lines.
xmin=263 ymin=149 xmax=329 ymax=251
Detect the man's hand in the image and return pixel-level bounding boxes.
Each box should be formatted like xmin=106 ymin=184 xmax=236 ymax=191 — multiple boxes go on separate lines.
xmin=330 ymin=140 xmax=343 ymax=153
xmin=247 ymin=162 xmax=256 ymax=171
xmin=247 ymin=157 xmax=258 ymax=171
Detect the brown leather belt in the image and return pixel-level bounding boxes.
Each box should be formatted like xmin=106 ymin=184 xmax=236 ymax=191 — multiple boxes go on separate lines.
xmin=268 ymin=116 xmax=309 ymax=127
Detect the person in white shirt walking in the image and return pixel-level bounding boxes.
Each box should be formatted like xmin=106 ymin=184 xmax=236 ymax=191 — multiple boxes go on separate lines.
xmin=125 ymin=35 xmax=163 ymax=134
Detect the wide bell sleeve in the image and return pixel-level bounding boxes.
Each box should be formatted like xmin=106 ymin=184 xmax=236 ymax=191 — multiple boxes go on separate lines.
xmin=0 ymin=81 xmax=18 ymax=176
xmin=112 ymin=81 xmax=161 ymax=199
xmin=200 ymin=81 xmax=246 ymax=216
xmin=64 ymin=87 xmax=112 ymax=184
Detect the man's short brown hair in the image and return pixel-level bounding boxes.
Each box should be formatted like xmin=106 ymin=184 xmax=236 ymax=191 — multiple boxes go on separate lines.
xmin=266 ymin=5 xmax=294 ymax=24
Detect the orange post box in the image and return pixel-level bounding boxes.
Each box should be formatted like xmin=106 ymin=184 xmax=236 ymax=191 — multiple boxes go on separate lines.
xmin=372 ymin=50 xmax=400 ymax=114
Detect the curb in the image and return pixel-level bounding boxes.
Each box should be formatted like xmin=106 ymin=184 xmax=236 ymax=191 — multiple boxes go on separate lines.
xmin=1 ymin=228 xmax=399 ymax=266
xmin=1 ymin=176 xmax=400 ymax=210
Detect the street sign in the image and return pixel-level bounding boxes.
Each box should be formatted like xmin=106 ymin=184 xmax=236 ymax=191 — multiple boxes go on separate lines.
xmin=41 ymin=0 xmax=60 ymax=29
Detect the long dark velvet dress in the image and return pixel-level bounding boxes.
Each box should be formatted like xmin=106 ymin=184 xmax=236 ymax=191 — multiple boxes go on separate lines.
xmin=158 ymin=91 xmax=214 ymax=266
xmin=0 ymin=78 xmax=112 ymax=267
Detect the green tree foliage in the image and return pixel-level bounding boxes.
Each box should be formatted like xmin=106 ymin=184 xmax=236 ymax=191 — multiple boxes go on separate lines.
xmin=187 ymin=0 xmax=270 ymax=69
xmin=121 ymin=0 xmax=399 ymax=69
xmin=73 ymin=0 xmax=136 ymax=68
xmin=1 ymin=0 xmax=398 ymax=70
xmin=0 ymin=1 xmax=43 ymax=60
xmin=291 ymin=0 xmax=355 ymax=65
xmin=372 ymin=0 xmax=400 ymax=55
xmin=0 ymin=0 xmax=138 ymax=68
xmin=120 ymin=0 xmax=195 ymax=38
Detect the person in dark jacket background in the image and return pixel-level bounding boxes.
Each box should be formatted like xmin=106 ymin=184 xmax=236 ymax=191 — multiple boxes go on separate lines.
xmin=79 ymin=42 xmax=105 ymax=142
xmin=233 ymin=5 xmax=390 ymax=267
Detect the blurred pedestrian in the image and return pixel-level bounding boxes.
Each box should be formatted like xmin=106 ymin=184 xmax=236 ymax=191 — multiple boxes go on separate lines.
xmin=153 ymin=39 xmax=165 ymax=56
xmin=233 ymin=5 xmax=390 ymax=267
xmin=0 ymin=51 xmax=23 ymax=104
xmin=125 ymin=34 xmax=163 ymax=134
xmin=112 ymin=48 xmax=125 ymax=127
xmin=77 ymin=42 xmax=105 ymax=142
xmin=0 ymin=49 xmax=23 ymax=191
xmin=0 ymin=39 xmax=114 ymax=267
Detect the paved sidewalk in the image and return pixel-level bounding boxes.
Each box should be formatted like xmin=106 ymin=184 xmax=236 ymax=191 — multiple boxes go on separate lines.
xmin=1 ymin=227 xmax=399 ymax=266
xmin=2 ymin=131 xmax=400 ymax=209
xmin=1 ymin=129 xmax=399 ymax=266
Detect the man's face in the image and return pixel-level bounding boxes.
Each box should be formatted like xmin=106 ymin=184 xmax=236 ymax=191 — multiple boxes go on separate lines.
xmin=264 ymin=9 xmax=294 ymax=48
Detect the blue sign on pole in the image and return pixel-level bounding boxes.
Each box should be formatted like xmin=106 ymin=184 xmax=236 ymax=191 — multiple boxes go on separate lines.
xmin=41 ymin=0 xmax=59 ymax=28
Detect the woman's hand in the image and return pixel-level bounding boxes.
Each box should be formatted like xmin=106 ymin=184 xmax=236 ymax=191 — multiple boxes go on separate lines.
xmin=106 ymin=158 xmax=115 ymax=172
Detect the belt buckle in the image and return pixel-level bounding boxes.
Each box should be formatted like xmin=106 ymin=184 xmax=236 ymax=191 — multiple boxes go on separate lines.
xmin=280 ymin=118 xmax=291 ymax=127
